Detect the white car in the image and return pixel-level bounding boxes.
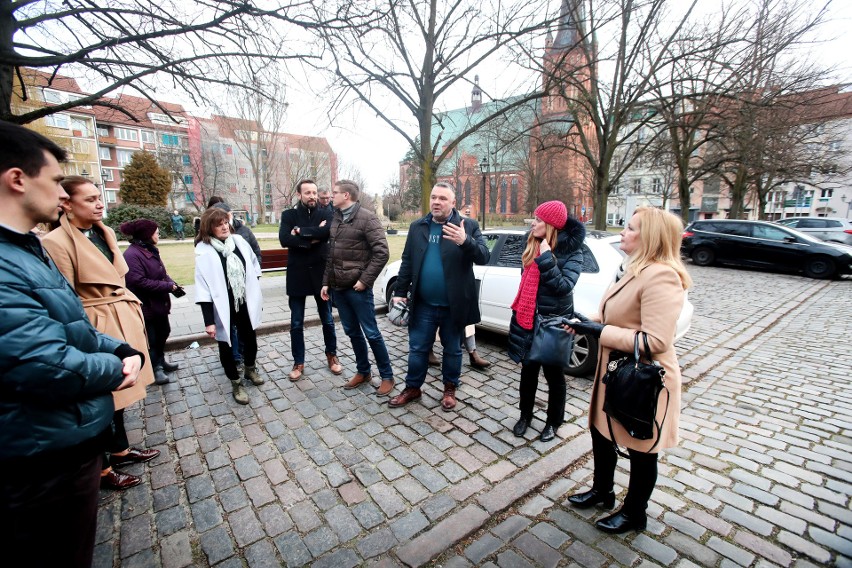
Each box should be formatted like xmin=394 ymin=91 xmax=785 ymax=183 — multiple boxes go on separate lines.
xmin=376 ymin=229 xmax=693 ymax=376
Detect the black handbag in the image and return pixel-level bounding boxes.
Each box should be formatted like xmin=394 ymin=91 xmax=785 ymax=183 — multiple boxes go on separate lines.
xmin=602 ymin=331 xmax=669 ymax=457
xmin=527 ymin=314 xmax=574 ymax=368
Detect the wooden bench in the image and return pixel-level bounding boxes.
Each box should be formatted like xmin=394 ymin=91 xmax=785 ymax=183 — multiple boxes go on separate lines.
xmin=260 ymin=248 xmax=288 ymax=272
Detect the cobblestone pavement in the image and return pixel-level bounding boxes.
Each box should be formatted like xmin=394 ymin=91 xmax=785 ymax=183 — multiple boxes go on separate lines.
xmin=95 ymin=266 xmax=852 ymax=567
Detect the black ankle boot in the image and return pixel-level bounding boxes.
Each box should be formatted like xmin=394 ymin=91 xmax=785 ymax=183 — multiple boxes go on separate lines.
xmin=595 ymin=510 xmax=647 ymax=534
xmin=539 ymin=424 xmax=556 ymax=442
xmin=513 ymin=416 xmax=531 ymax=437
xmin=567 ymin=488 xmax=616 ymax=509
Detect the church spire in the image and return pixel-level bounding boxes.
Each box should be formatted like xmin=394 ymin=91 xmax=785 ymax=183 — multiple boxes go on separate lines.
xmin=471 ymin=74 xmax=482 ymax=112
xmin=552 ymin=0 xmax=584 ymax=49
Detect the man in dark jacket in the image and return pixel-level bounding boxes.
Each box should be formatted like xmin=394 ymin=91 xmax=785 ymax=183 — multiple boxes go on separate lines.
xmin=212 ymin=201 xmax=262 ymax=261
xmin=279 ymin=179 xmax=341 ymax=380
xmin=320 ymin=180 xmax=394 ymax=394
xmin=0 ymin=121 xmax=142 ymax=567
xmin=389 ymin=182 xmax=490 ymax=411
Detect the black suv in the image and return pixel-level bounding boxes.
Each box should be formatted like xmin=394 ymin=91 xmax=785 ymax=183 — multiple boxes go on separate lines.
xmin=682 ymin=219 xmax=852 ymax=279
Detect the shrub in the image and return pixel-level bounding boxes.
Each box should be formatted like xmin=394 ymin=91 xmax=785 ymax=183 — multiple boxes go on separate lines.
xmin=105 ymin=204 xmax=195 ymax=240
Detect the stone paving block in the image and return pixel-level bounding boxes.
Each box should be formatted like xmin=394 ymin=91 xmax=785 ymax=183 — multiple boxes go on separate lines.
xmin=155 ymin=506 xmax=187 ymax=537
xmin=707 ymin=535 xmax=756 ymax=566
xmin=518 ymin=496 xmax=554 ymax=517
xmin=159 ymin=531 xmax=193 ymax=568
xmin=464 ymin=534 xmax=504 ymax=564
xmin=274 ymin=531 xmax=313 ymax=567
xmin=482 ymin=460 xmax=517 ymax=483
xmin=777 ymin=530 xmax=832 ymax=565
xmin=303 ymin=526 xmax=340 ymax=558
xmin=512 ymin=533 xmax=561 ymax=568
xmin=199 ymin=525 xmax=235 ymax=565
xmin=258 ymin=503 xmax=293 ymax=537
xmin=229 ymin=505 xmax=266 ymax=547
xmin=809 ymin=526 xmax=852 ymax=557
xmin=353 ymin=501 xmax=385 ymax=530
xmin=449 ymin=475 xmax=488 ymax=502
xmin=442 ymin=555 xmax=474 ymax=568
xmin=491 ymin=515 xmax=533 ymax=543
xmin=779 ymin=501 xmax=836 ymax=531
xmin=547 ymin=508 xmax=601 ymax=545
xmin=119 ymin=514 xmax=152 ymax=559
xmin=529 ymin=522 xmax=569 ymax=550
xmin=422 ymin=493 xmax=457 ymax=521
xmin=496 ymin=550 xmax=535 ymax=568
xmin=357 ymin=527 xmax=398 ymax=558
xmin=377 ymin=457 xmax=407 ymax=481
xmin=234 ymin=455 xmax=263 ymax=480
xmin=274 ymin=480 xmax=307 ymax=506
xmin=311 ymin=548 xmax=361 ymax=568
xmin=682 ymin=508 xmax=733 ymax=537
xmin=244 ymin=539 xmax=282 ymax=568
xmin=720 ymin=505 xmax=774 ymax=536
xmin=368 ymin=482 xmax=408 ymax=518
xmin=353 ymin=463 xmax=383 ymax=486
xmin=411 ymin=464 xmax=449 ymax=493
xmin=599 ymin=538 xmax=642 ymax=566
xmin=220 ymin=485 xmax=249 ymax=513
xmin=391 ymin=509 xmax=430 ymax=541
xmin=664 ymin=531 xmax=720 ymax=566
xmin=326 ymin=503 xmax=362 ymax=543
xmin=190 ymin=498 xmax=222 ymax=533
xmin=397 ymin=505 xmax=490 ymax=567
xmin=734 ymin=530 xmax=793 ymax=565
xmin=185 ymin=474 xmax=215 ymax=504
xmin=152 ymin=485 xmax=180 ymax=513
xmin=289 ymin=500 xmax=323 ymax=532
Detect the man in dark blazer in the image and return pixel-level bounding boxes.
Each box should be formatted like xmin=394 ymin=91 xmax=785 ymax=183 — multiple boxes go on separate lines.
xmin=279 ymin=179 xmax=341 ymax=380
xmin=389 ymin=182 xmax=490 ymax=411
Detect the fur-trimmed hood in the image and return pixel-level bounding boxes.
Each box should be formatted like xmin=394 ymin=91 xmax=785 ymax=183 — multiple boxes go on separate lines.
xmin=554 ymin=217 xmax=586 ymax=256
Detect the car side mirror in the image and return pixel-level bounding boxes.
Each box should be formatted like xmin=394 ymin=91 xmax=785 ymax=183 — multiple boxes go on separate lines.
xmin=784 ymin=236 xmax=797 ymax=243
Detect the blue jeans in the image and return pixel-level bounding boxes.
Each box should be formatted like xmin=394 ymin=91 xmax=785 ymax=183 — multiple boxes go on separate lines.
xmin=330 ymin=287 xmax=393 ymax=380
xmin=289 ymin=294 xmax=337 ymax=364
xmin=405 ymin=303 xmax=463 ymax=389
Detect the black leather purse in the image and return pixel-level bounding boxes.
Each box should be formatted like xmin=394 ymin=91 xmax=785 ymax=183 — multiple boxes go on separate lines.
xmin=602 ymin=331 xmax=669 ymax=457
xmin=527 ymin=314 xmax=574 ymax=369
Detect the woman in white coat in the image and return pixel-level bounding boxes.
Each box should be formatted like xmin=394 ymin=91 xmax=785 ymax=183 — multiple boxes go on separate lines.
xmin=195 ymin=207 xmax=264 ymax=404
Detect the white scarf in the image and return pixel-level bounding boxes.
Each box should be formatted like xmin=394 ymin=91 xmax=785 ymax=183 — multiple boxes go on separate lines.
xmin=209 ymin=236 xmax=247 ymax=311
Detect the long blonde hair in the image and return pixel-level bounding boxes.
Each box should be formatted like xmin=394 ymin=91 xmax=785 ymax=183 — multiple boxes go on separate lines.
xmin=521 ymin=222 xmax=558 ymax=267
xmin=625 ymin=207 xmax=692 ymax=289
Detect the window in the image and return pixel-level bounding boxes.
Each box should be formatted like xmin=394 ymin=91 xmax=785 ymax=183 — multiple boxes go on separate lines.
xmin=114 ymin=127 xmax=138 ymax=142
xmin=239 ymin=167 xmax=248 ymax=176
xmin=183 ymin=175 xmax=193 ymax=185
xmin=798 ymin=219 xmax=826 ymax=228
xmin=161 ymin=134 xmax=179 ymax=146
xmin=97 ymin=126 xmax=109 ymax=137
xmin=223 ymin=144 xmax=233 ymax=155
xmin=102 ymin=169 xmax=114 ymax=182
xmin=652 ymin=178 xmax=661 ymax=193
xmin=580 ymin=244 xmax=600 ymax=273
xmin=104 ymin=190 xmax=117 ymax=204
xmin=753 ymin=225 xmax=791 ymax=241
xmin=70 ymin=139 xmax=89 ymax=154
xmin=497 ymin=235 xmax=525 ymax=268
xmin=182 ymin=154 xmax=191 ymax=166
xmin=184 ymin=192 xmax=195 ymax=203
xmin=141 ymin=130 xmax=155 ymax=143
xmin=99 ymin=146 xmax=111 ymax=160
xmin=116 ymin=149 xmax=135 ymax=167
xmin=71 ymin=118 xmax=90 ymax=136
xmin=45 ymin=114 xmax=70 ymax=129
xmin=820 ymin=188 xmax=834 ymax=198
xmin=42 ymin=89 xmax=64 ymax=104
xmin=632 ymin=178 xmax=642 ymax=194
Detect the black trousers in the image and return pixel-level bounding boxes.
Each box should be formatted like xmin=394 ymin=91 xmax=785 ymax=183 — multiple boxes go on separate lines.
xmin=0 ymin=446 xmax=103 ymax=568
xmin=591 ymin=425 xmax=658 ymax=516
xmin=218 ymin=306 xmax=257 ymax=381
xmin=519 ymin=361 xmax=566 ymax=427
xmin=144 ymin=313 xmax=171 ymax=368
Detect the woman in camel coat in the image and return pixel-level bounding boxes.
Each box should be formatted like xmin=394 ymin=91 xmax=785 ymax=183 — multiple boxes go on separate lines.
xmin=42 ymin=176 xmax=157 ymax=491
xmin=566 ymin=206 xmax=691 ymax=534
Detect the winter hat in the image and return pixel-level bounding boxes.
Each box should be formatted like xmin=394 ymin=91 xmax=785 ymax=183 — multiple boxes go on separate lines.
xmin=120 ymin=218 xmax=158 ymax=241
xmin=534 ymin=200 xmax=568 ymax=230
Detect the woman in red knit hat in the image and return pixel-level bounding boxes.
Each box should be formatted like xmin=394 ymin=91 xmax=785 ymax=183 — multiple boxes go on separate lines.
xmin=507 ymin=200 xmax=585 ymax=442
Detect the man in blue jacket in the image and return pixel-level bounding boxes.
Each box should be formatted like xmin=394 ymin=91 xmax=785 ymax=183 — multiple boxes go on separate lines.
xmin=389 ymin=182 xmax=490 ymax=411
xmin=0 ymin=121 xmax=142 ymax=567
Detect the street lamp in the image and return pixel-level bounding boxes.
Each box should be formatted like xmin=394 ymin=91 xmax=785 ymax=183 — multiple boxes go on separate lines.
xmin=479 ymin=155 xmax=489 ymax=231
xmin=842 ymin=194 xmax=852 ymax=219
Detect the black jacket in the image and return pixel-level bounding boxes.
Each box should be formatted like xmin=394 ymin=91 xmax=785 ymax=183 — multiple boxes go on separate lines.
xmin=279 ymin=201 xmax=333 ymax=296
xmin=233 ymin=219 xmax=262 ymax=262
xmin=508 ymin=217 xmax=585 ymax=363
xmin=394 ymin=209 xmax=490 ymax=328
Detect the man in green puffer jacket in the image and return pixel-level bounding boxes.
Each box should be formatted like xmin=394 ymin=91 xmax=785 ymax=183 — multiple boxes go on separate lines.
xmin=0 ymin=122 xmax=143 ymax=568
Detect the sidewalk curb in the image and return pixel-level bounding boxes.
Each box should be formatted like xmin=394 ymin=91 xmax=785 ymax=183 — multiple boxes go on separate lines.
xmin=165 ymin=305 xmax=390 ymax=350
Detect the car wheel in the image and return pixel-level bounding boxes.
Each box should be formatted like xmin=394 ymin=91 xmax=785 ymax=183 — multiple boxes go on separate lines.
xmin=566 ymin=334 xmax=598 ymax=378
xmin=385 ymin=277 xmax=397 ymax=305
xmin=804 ymin=257 xmax=835 ymax=279
xmin=691 ymin=247 xmax=715 ymax=266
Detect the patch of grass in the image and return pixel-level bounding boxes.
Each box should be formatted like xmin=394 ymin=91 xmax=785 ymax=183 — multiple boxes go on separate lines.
xmin=133 ymin=234 xmax=408 ymax=286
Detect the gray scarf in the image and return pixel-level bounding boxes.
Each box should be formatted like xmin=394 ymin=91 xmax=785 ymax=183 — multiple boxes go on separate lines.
xmin=209 ymin=236 xmax=247 ymax=311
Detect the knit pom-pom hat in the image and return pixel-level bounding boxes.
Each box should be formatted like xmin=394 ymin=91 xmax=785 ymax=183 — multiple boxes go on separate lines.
xmin=533 ymin=200 xmax=568 ymax=230
xmin=120 ymin=219 xmax=158 ymax=241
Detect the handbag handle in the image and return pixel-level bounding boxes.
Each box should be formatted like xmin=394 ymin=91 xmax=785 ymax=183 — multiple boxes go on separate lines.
xmin=632 ymin=331 xmax=653 ymax=368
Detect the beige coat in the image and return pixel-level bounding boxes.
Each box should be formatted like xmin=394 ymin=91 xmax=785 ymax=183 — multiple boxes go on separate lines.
xmin=42 ymin=216 xmax=154 ymax=410
xmin=588 ymin=263 xmax=684 ymax=452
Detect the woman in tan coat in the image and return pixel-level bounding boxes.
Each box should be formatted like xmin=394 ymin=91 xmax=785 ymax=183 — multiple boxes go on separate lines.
xmin=42 ymin=176 xmax=158 ymax=491
xmin=565 ymin=207 xmax=691 ymax=534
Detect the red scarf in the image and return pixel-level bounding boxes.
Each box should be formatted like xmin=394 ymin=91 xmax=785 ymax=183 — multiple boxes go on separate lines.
xmin=511 ymin=244 xmax=541 ymax=330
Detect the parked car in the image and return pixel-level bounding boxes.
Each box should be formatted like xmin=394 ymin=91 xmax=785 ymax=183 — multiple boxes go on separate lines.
xmin=377 ymin=229 xmax=694 ymax=377
xmin=682 ymin=219 xmax=852 ymax=279
xmin=775 ymin=216 xmax=852 ymax=246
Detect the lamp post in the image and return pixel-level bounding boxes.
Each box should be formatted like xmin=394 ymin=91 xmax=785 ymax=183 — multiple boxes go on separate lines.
xmin=479 ymin=155 xmax=489 ymax=231
xmin=842 ymin=194 xmax=852 ymax=219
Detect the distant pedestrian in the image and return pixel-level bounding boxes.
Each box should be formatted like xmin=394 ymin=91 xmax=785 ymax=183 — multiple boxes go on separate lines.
xmin=0 ymin=121 xmax=142 ymax=568
xmin=279 ymin=179 xmax=341 ymax=381
xmin=508 ymin=201 xmax=584 ymax=442
xmin=170 ymin=210 xmax=185 ymax=240
xmin=565 ymin=207 xmax=691 ymax=534
xmin=388 ymin=182 xmax=490 ymax=410
xmin=318 ymin=188 xmax=332 ymax=210
xmin=195 ymin=207 xmax=264 ymax=404
xmin=321 ymin=180 xmax=394 ymax=392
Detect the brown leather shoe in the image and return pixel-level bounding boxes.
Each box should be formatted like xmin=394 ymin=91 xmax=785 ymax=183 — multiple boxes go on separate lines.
xmin=388 ymin=387 xmax=422 ymax=407
xmin=468 ymin=350 xmax=491 ymax=369
xmin=376 ymin=379 xmax=394 ymax=397
xmin=326 ymin=354 xmax=343 ymax=375
xmin=441 ymin=383 xmax=457 ymax=411
xmin=343 ymin=372 xmax=371 ymax=390
xmin=100 ymin=469 xmax=141 ymax=490
xmin=288 ymin=364 xmax=304 ymax=381
xmin=109 ymin=447 xmax=160 ymax=468
xmin=428 ymin=350 xmax=440 ymax=366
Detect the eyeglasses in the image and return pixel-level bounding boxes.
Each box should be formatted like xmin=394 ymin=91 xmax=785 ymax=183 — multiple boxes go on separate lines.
xmin=331 ymin=190 xmax=348 ymax=196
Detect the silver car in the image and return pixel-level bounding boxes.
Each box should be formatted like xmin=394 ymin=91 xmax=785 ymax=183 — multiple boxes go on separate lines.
xmin=776 ymin=217 xmax=852 ymax=245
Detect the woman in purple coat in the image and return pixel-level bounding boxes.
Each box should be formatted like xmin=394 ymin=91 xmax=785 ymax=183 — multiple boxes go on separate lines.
xmin=121 ymin=219 xmax=181 ymax=385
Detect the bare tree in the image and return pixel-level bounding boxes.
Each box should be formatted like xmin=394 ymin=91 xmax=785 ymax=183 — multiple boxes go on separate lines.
xmin=312 ymin=0 xmax=556 ymax=213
